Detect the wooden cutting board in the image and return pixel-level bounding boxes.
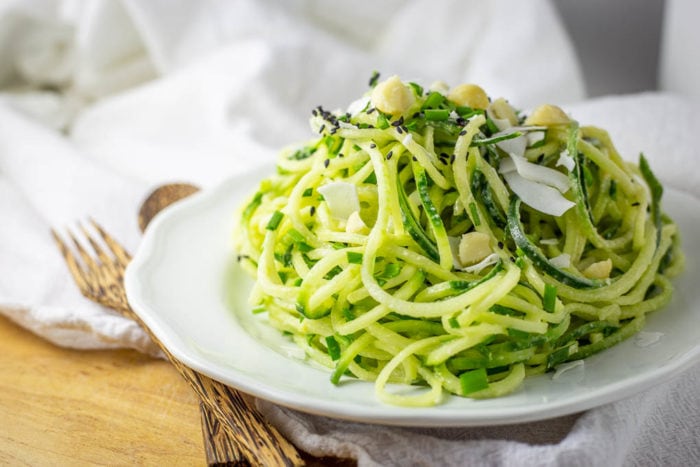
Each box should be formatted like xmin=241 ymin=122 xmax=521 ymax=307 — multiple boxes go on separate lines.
xmin=0 ymin=315 xmax=204 ymax=465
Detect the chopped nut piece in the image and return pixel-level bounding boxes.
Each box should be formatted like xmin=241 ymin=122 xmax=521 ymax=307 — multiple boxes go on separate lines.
xmin=524 ymin=104 xmax=570 ymax=126
xmin=458 ymin=231 xmax=492 ymax=266
xmin=370 ymin=75 xmax=415 ymax=116
xmin=488 ymin=98 xmax=519 ymax=126
xmin=582 ymin=259 xmax=613 ymax=279
xmin=447 ymin=84 xmax=489 ymax=109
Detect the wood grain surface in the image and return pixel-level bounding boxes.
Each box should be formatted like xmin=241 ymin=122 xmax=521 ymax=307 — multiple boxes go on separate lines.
xmin=0 ymin=314 xmax=204 ymax=466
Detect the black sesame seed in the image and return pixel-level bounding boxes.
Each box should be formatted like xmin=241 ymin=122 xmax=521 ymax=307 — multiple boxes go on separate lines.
xmin=459 ymin=130 xmax=467 ymax=136
xmin=367 ymin=107 xmax=376 ymax=114
xmin=450 ymin=154 xmax=456 ymax=164
xmin=370 ymin=143 xmax=377 ymax=149
xmin=310 ymin=206 xmax=316 ymax=216
xmin=391 ymin=116 xmax=404 ymax=127
xmin=396 ymin=126 xmax=404 ymax=134
xmin=498 ymin=241 xmax=504 ymax=249
xmin=386 ymin=151 xmax=393 ymax=160
xmin=631 ymin=202 xmax=640 ymax=207
xmin=319 ymin=124 xmax=326 ymax=134
xmin=338 ymin=153 xmax=344 ymax=158
xmin=412 ymin=156 xmax=418 ymax=162
xmin=324 ymin=159 xmax=330 ymax=168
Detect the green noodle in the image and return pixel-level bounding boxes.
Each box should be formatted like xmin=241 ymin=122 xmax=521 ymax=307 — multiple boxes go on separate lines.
xmin=233 ymin=76 xmax=684 ymax=406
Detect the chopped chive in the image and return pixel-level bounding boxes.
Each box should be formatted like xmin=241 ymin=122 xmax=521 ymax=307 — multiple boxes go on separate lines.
xmin=297 ymin=242 xmax=314 ymax=253
xmin=380 ymin=263 xmax=401 ymax=279
xmin=266 ymin=210 xmax=284 ymax=230
xmin=448 ymin=317 xmax=459 ymax=328
xmin=286 ymin=228 xmax=305 ymax=243
xmin=278 ymin=271 xmax=288 ymax=283
xmin=460 ymin=368 xmax=489 ymax=395
xmin=469 ymin=202 xmax=481 ymax=226
xmin=347 ymin=251 xmax=363 ymax=264
xmin=543 ymin=284 xmax=557 ymax=313
xmin=368 ymin=70 xmax=380 ymax=88
xmin=302 ymin=187 xmax=313 ymax=197
xmin=422 ymin=91 xmax=445 ymax=109
xmin=324 ymin=265 xmax=343 ymax=280
xmin=325 ymin=336 xmax=341 ymax=361
xmin=409 ymin=82 xmax=424 ymax=96
xmin=252 ymin=305 xmax=267 ymax=314
xmin=547 ymin=345 xmax=573 ymax=369
xmin=376 ymin=113 xmax=389 ymax=129
xmin=242 ymin=192 xmax=263 ymax=221
xmin=608 ymin=180 xmax=617 ymax=200
xmin=293 ymin=278 xmax=303 ymax=286
xmin=484 ymin=118 xmax=500 ymax=135
xmin=424 ymin=109 xmax=450 ymax=121
xmin=288 ymin=146 xmax=317 ymax=160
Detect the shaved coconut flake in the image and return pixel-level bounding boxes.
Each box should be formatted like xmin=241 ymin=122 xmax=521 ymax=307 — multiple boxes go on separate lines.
xmin=549 ymin=253 xmax=571 ymax=268
xmin=490 ymin=117 xmax=512 ymax=132
xmin=499 ymin=156 xmax=516 ymax=174
xmin=402 ymin=133 xmax=413 ymax=146
xmin=508 ymin=155 xmax=570 ymax=193
xmin=526 ymin=130 xmax=546 ymax=147
xmin=503 ymin=171 xmax=575 ymax=217
xmin=496 ymin=133 xmax=527 ymax=158
xmin=460 ymin=253 xmax=500 ymax=273
xmin=539 ymin=238 xmax=559 ymax=245
xmin=347 ymin=96 xmax=370 ymax=115
xmin=556 ymin=150 xmax=576 ymax=172
xmin=317 ymin=182 xmax=360 ymax=220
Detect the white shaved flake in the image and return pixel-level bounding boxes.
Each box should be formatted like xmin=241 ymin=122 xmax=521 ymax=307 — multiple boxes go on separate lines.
xmin=508 ymin=154 xmax=570 ymax=193
xmin=557 ymin=150 xmax=576 ymax=172
xmin=496 ymin=134 xmax=527 ymax=158
xmin=526 ymin=130 xmax=546 ymax=147
xmin=549 ymin=253 xmax=571 ymax=268
xmin=503 ymin=171 xmax=575 ymax=217
xmin=540 ymin=238 xmax=559 ymax=245
xmin=317 ymin=182 xmax=360 ymax=220
xmin=459 ymin=253 xmax=500 ymax=273
xmin=402 ymin=133 xmax=413 ymax=146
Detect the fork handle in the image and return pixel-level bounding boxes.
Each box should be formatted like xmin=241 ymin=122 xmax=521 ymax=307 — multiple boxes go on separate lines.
xmin=121 ymin=307 xmax=303 ymax=466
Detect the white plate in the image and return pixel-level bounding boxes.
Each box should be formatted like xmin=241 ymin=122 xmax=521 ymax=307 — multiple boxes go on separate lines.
xmin=125 ymin=164 xmax=700 ymax=427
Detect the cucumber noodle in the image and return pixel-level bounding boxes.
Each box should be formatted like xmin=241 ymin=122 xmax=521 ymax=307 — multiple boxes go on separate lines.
xmin=233 ymin=76 xmax=684 ymax=406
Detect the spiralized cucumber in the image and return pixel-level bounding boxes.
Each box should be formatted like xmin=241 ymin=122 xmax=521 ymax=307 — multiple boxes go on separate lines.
xmin=233 ymin=75 xmax=684 ymax=406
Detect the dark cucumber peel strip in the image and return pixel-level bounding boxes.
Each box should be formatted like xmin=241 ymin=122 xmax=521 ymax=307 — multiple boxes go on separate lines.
xmin=507 ymin=197 xmax=603 ymax=289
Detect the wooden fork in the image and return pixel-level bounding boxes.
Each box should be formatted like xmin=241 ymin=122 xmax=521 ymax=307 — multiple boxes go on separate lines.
xmin=51 ymin=219 xmax=304 ymax=467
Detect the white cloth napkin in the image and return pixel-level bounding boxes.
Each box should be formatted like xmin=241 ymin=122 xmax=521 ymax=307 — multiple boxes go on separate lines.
xmin=1 ymin=1 xmax=698 ymax=465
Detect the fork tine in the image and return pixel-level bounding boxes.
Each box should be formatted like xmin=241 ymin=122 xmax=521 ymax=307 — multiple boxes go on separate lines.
xmin=51 ymin=228 xmax=90 ymax=291
xmin=78 ymin=222 xmax=116 ymax=270
xmin=89 ymin=218 xmax=132 ymax=266
xmin=67 ymin=228 xmax=101 ymax=274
